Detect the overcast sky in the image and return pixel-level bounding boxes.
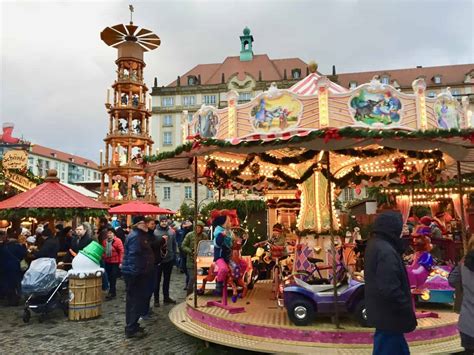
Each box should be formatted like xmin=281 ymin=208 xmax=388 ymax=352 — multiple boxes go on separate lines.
xmin=1 ymin=0 xmax=473 ymax=162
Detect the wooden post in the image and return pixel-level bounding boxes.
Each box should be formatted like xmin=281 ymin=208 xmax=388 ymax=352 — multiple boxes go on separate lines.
xmin=457 ymin=161 xmax=468 ymax=254
xmin=327 ymin=152 xmax=340 ymax=328
xmin=193 ymin=157 xmax=199 ymax=308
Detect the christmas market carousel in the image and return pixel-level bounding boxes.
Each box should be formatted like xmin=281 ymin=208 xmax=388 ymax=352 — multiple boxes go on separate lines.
xmin=145 ymin=73 xmax=473 ymax=353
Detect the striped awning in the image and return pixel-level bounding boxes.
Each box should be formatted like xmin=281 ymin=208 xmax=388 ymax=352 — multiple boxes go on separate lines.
xmin=290 ymin=73 xmax=348 ymax=95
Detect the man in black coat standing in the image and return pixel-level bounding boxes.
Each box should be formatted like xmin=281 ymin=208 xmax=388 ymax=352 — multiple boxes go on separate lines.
xmin=364 ymin=211 xmax=417 ymax=355
xmin=121 ymin=216 xmax=154 ymax=339
xmin=34 ymin=229 xmax=59 ymax=259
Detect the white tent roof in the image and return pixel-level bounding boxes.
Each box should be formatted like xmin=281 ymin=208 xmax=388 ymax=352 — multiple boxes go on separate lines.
xmin=60 ymin=182 xmax=99 ymax=199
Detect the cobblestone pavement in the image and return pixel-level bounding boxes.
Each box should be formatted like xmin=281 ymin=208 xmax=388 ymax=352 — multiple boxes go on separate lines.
xmin=0 ymin=268 xmax=259 ymax=354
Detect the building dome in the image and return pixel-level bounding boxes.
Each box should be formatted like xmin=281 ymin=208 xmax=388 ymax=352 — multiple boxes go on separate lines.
xmin=243 ymin=27 xmax=251 ymax=36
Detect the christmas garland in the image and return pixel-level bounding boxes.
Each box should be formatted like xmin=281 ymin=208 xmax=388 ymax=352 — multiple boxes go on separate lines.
xmin=143 ymin=127 xmax=474 ymax=163
xmin=0 ymin=207 xmax=107 ymax=220
xmin=157 ymin=173 xmax=189 ymax=183
xmin=258 ymin=150 xmax=320 ymax=165
xmin=334 ymin=148 xmax=443 ymax=160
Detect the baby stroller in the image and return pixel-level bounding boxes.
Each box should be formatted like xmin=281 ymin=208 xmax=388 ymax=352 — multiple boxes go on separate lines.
xmin=21 ymin=258 xmax=69 ymax=323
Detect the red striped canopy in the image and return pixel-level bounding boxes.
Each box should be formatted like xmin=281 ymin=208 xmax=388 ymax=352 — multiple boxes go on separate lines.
xmin=290 ymin=73 xmax=348 ymax=95
xmin=0 ymin=181 xmax=106 ymax=210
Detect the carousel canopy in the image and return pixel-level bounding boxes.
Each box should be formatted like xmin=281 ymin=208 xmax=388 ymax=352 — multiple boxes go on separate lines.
xmin=147 ymin=74 xmax=473 ymax=190
xmin=290 ymin=72 xmax=348 ymax=95
xmin=108 ymin=201 xmax=176 ymax=215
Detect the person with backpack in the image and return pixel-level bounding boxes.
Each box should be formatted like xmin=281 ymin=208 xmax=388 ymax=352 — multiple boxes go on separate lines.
xmin=102 ymin=227 xmax=124 ymax=300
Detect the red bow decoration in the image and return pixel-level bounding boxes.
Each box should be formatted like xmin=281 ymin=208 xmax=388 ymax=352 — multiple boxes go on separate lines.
xmin=295 ymin=189 xmax=302 ymax=199
xmin=323 ymin=128 xmax=341 ymax=144
xmin=463 ymin=133 xmax=474 ymax=144
xmin=186 ymin=134 xmax=202 ymax=150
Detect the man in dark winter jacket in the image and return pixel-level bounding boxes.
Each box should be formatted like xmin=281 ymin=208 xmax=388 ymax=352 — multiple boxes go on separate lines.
xmin=121 ymin=216 xmax=154 ymax=339
xmin=364 ymin=211 xmax=417 ymax=355
xmin=34 ymin=229 xmax=59 ymax=259
xmin=176 ymin=219 xmax=193 ymax=288
xmin=153 ymin=215 xmax=177 ymax=306
xmin=68 ymin=224 xmax=93 ymax=260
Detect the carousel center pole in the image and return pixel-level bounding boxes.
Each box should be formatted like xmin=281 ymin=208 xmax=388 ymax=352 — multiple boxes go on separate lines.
xmin=193 ymin=156 xmax=199 ymax=308
xmin=457 ymin=161 xmax=468 ymax=255
xmin=326 ymin=152 xmax=340 ymax=329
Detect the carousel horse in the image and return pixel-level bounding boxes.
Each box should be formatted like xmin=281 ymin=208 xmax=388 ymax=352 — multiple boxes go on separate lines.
xmin=199 ymin=228 xmax=249 ymax=302
xmin=406 ymin=230 xmax=433 ymax=292
xmin=406 ymin=229 xmax=438 ymax=318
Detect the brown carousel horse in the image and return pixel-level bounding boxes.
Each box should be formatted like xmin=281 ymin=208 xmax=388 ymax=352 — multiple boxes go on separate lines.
xmin=198 ymin=228 xmax=249 ymax=302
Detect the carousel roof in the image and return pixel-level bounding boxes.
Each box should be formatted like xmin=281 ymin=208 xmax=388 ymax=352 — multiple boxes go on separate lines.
xmin=148 ymin=76 xmax=473 ymax=190
xmin=290 ymin=73 xmax=348 ymax=95
xmin=0 ymin=171 xmax=106 ymax=210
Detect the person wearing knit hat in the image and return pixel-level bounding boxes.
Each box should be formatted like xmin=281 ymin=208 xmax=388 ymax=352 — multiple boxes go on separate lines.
xmin=365 ymin=211 xmax=416 ymax=354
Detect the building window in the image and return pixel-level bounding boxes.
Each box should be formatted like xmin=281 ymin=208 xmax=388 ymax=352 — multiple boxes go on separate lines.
xmin=187 ymin=113 xmax=194 ymax=122
xmin=434 ymin=75 xmax=442 ymax=84
xmin=163 ymin=187 xmax=171 ymax=200
xmin=163 ymin=115 xmax=173 ymax=127
xmin=238 ymin=92 xmax=252 ymax=102
xmin=163 ymin=132 xmax=172 ymax=146
xmin=184 ymin=186 xmax=192 ymax=199
xmin=187 ymin=76 xmax=197 ymax=86
xmin=349 ymin=81 xmax=358 ymax=89
xmin=183 ymin=96 xmax=196 ymax=106
xmin=203 ymin=95 xmax=217 ymax=105
xmin=452 ymin=89 xmax=460 ymax=97
xmin=381 ymin=76 xmax=390 ymax=85
xmin=291 ymin=69 xmax=301 ymax=80
xmin=428 ymin=91 xmax=436 ymax=98
xmin=206 ymin=188 xmax=214 ymax=199
xmin=161 ymin=97 xmax=174 ymax=107
xmin=343 ymin=188 xmax=354 ymax=202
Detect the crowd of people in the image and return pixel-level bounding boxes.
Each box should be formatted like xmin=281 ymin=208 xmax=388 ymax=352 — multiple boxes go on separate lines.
xmin=0 ymin=215 xmax=210 ymax=339
xmin=1 ymin=210 xmax=473 ymax=353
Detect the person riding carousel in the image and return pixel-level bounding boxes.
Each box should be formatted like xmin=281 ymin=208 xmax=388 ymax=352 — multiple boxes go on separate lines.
xmin=211 ymin=210 xmax=233 ymax=296
xmin=254 ymin=223 xmax=288 ymax=260
xmin=198 ymin=210 xmax=250 ymax=300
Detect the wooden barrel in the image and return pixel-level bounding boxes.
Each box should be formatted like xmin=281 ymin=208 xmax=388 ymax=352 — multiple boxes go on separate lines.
xmin=68 ymin=274 xmax=102 ymax=321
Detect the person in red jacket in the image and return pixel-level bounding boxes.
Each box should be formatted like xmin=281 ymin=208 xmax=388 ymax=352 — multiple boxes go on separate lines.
xmin=102 ymin=227 xmax=124 ymax=299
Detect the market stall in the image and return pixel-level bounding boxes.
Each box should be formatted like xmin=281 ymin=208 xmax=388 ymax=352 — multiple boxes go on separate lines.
xmin=146 ymin=74 xmax=473 ymax=352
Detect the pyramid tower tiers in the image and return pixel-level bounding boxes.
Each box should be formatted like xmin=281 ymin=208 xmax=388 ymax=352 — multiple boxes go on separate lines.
xmin=99 ymin=21 xmax=159 ymax=205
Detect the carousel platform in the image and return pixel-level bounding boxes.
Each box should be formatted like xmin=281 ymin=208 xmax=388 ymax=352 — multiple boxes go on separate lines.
xmin=169 ymin=280 xmax=462 ymax=354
